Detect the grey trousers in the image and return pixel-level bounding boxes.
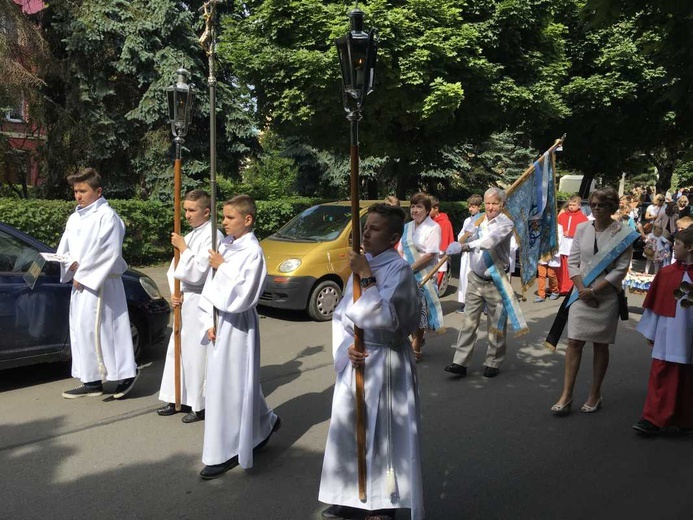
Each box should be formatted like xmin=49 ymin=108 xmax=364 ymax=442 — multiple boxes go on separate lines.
xmin=451 ymin=271 xmax=508 ymax=368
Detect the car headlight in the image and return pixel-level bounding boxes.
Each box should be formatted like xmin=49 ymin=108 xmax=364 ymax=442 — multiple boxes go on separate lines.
xmin=139 ymin=276 xmax=163 ymax=300
xmin=278 ymin=258 xmax=301 ymax=273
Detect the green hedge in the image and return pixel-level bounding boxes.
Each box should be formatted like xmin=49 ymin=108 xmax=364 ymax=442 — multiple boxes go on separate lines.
xmin=1 ymin=197 xmax=480 ymax=265
xmin=0 ymin=197 xmax=319 ymax=266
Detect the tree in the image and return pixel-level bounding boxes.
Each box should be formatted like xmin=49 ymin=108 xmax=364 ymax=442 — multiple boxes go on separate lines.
xmin=218 ymin=0 xmax=571 ymax=197
xmin=37 ymin=0 xmax=258 ymax=200
xmin=0 ymin=0 xmax=51 ymax=197
xmin=553 ymin=0 xmax=693 ymax=194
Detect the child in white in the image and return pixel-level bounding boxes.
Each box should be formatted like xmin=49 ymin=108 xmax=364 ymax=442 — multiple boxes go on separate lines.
xmin=157 ymin=190 xmax=223 ymax=422
xmin=456 ymin=194 xmax=483 ymax=312
xmin=198 ymin=195 xmax=280 ymax=480
xmin=644 ymin=225 xmax=671 ymax=274
xmin=57 ymin=168 xmax=137 ymax=399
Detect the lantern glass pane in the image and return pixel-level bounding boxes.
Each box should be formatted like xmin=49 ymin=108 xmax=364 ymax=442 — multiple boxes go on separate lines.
xmin=176 ymin=91 xmax=188 ymax=123
xmin=167 ymin=89 xmax=175 ymax=122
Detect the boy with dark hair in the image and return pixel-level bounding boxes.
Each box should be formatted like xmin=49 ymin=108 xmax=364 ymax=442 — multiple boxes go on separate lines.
xmin=198 ymin=194 xmax=281 ymax=479
xmin=157 ymin=189 xmax=223 ymax=423
xmin=557 ymin=194 xmax=588 ymax=294
xmin=58 ymin=167 xmax=139 ymax=399
xmin=320 ymin=203 xmax=423 ymax=520
xmin=633 ymin=227 xmax=693 ymax=435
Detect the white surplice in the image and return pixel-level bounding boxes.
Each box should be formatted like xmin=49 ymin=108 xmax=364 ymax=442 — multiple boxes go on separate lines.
xmin=198 ymin=232 xmax=277 ymax=468
xmin=158 ymin=220 xmax=223 ymax=411
xmin=457 ymin=214 xmax=479 ymax=304
xmin=319 ymin=249 xmax=424 ymax=519
xmin=637 ymin=273 xmax=693 ymax=364
xmin=57 ymin=197 xmax=136 ymax=383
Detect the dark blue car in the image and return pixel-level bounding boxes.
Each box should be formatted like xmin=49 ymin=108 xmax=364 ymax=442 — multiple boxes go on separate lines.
xmin=0 ymin=222 xmax=170 ymax=370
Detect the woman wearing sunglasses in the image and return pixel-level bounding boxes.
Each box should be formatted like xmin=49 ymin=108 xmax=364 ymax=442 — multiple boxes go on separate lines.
xmin=550 ymin=187 xmax=639 ymax=416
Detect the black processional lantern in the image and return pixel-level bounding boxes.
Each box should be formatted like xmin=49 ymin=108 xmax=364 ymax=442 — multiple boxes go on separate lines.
xmin=166 ymin=68 xmax=196 ymax=141
xmin=336 ymin=7 xmax=377 ymax=114
xmin=335 ymin=5 xmax=378 ymax=503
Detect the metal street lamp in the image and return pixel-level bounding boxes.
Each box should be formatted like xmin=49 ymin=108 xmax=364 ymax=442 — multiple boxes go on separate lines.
xmin=166 ymin=67 xmax=196 ymax=412
xmin=335 ymin=5 xmax=377 ymax=503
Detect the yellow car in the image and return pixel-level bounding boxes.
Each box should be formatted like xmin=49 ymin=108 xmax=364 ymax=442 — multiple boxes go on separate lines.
xmin=260 ymin=200 xmax=411 ymax=321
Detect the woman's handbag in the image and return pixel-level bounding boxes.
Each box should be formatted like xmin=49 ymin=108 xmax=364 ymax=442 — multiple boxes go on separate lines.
xmin=618 ymin=290 xmax=629 ymax=321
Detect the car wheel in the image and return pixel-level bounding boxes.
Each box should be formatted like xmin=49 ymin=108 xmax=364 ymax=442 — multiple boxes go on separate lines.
xmin=437 ymin=269 xmax=451 ymax=297
xmin=130 ymin=318 xmax=143 ymax=360
xmin=307 ymin=280 xmax=342 ymax=321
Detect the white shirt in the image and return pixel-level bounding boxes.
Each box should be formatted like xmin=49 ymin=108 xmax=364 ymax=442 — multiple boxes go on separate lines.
xmin=465 ymin=213 xmax=514 ymax=278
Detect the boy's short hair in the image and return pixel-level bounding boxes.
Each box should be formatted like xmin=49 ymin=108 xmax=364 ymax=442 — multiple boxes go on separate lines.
xmin=225 ymin=194 xmax=257 ymax=224
xmin=653 ymin=224 xmax=663 ymax=233
xmin=185 ymin=189 xmax=212 ymax=211
xmin=384 ymin=195 xmax=400 ymax=207
xmin=568 ymin=195 xmax=581 ymax=204
xmin=429 ymin=195 xmax=440 ymax=209
xmin=467 ymin=194 xmax=482 ymax=206
xmin=67 ymin=167 xmax=102 ymax=189
xmin=676 ymin=226 xmax=693 ymax=247
xmin=410 ymin=192 xmax=431 ymax=212
xmin=368 ymin=203 xmax=406 ymax=238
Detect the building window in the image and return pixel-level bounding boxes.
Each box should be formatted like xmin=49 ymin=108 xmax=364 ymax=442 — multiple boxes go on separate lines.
xmin=5 ymin=92 xmax=26 ymax=122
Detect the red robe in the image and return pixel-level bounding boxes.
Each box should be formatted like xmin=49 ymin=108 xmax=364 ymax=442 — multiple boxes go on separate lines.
xmin=556 ymin=209 xmax=588 ymax=293
xmin=640 ymin=262 xmax=693 ymax=429
xmin=433 ymin=212 xmax=455 ymax=285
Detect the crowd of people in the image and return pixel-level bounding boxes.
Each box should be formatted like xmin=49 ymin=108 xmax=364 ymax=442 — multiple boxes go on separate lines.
xmin=54 ymin=168 xmax=691 ymax=520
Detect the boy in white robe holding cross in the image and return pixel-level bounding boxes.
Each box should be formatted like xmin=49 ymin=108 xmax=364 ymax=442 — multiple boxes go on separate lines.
xmin=58 ymin=168 xmax=138 ymax=399
xmin=198 ymin=194 xmax=281 ymax=479
xmin=320 ymin=203 xmax=424 ymax=520
xmin=157 ymin=189 xmax=223 ymax=423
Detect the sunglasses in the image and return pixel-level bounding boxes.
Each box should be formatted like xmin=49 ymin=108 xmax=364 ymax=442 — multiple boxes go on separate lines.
xmin=590 ymin=203 xmax=608 ymax=208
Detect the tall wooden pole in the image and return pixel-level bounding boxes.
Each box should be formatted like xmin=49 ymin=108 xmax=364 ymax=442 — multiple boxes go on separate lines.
xmin=348 ymin=110 xmax=367 ymax=502
xmin=506 ymin=135 xmax=566 ymax=196
xmin=173 ymin=138 xmax=183 ymax=411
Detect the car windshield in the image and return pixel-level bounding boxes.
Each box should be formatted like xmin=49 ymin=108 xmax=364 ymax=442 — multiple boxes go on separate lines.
xmin=0 ymin=229 xmax=40 ymax=273
xmin=273 ymin=205 xmax=352 ymax=242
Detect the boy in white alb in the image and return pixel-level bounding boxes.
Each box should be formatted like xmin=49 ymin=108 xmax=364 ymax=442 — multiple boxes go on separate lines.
xmin=456 ymin=194 xmax=483 ymax=313
xmin=58 ymin=168 xmax=138 ymax=399
xmin=198 ymin=195 xmax=281 ymax=479
xmin=157 ymin=190 xmax=223 ymax=423
xmin=320 ymin=203 xmax=423 ymax=520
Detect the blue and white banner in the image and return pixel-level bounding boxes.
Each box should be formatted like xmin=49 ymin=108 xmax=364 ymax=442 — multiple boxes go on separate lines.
xmin=505 ymin=151 xmax=559 ymax=289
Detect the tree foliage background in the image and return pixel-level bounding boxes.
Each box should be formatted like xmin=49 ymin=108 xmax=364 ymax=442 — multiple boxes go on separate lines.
xmin=2 ymin=0 xmax=692 ymax=201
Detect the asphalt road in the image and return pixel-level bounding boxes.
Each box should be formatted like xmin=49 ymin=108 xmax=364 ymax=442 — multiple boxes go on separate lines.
xmin=1 ymin=265 xmax=689 ymax=520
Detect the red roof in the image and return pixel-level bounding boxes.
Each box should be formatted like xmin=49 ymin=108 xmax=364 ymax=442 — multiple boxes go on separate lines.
xmin=12 ymin=0 xmax=45 ymax=15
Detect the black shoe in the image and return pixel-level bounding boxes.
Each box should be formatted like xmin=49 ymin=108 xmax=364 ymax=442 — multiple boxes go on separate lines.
xmin=255 ymin=416 xmax=283 ymax=452
xmin=62 ymin=382 xmax=103 ymax=399
xmin=483 ymin=366 xmax=500 ymax=378
xmin=113 ymin=369 xmax=139 ymax=400
xmin=182 ymin=409 xmax=205 ymax=423
xmin=633 ymin=418 xmax=661 ymax=436
xmin=444 ymin=363 xmax=467 ymax=377
xmin=156 ymin=403 xmax=191 ymax=416
xmin=200 ymin=456 xmax=239 ymax=480
xmin=321 ymin=505 xmax=362 ymax=519
xmin=365 ymin=510 xmax=397 ymax=520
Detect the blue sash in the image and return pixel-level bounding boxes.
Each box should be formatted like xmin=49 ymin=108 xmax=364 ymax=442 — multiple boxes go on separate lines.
xmin=400 ymin=222 xmax=445 ymax=332
xmin=544 ymin=222 xmax=639 ymax=350
xmin=477 ymin=227 xmax=528 ymax=337
xmin=564 ymin=225 xmax=640 ymax=308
